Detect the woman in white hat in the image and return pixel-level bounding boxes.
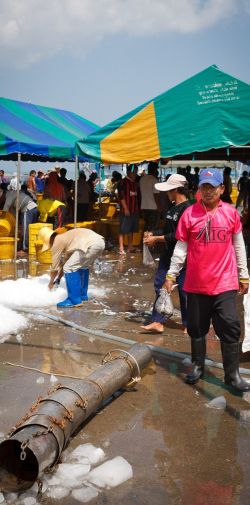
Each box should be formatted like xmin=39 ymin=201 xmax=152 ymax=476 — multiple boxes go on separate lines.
xmin=38 ymin=226 xmax=105 ymax=308
xmin=141 ymin=174 xmax=190 ymax=333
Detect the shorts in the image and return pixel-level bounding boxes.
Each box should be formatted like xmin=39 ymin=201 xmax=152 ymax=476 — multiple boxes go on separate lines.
xmin=119 ymin=214 xmax=139 ymax=235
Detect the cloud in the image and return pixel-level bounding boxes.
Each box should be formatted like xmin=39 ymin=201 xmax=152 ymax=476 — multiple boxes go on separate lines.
xmin=0 ymin=0 xmax=246 ymax=68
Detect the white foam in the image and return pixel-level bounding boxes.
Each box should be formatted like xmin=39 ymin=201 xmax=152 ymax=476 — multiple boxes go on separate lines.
xmin=0 ymin=305 xmax=27 ymax=340
xmin=69 ymin=444 xmax=105 ymax=465
xmin=72 ymin=486 xmax=99 ymax=502
xmin=87 ymin=456 xmax=133 ymax=488
xmin=207 ymin=396 xmax=226 ymax=410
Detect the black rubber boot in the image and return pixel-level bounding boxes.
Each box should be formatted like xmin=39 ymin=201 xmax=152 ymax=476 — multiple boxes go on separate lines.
xmin=221 ymin=341 xmax=250 ymax=392
xmin=185 ymin=337 xmax=206 ymax=385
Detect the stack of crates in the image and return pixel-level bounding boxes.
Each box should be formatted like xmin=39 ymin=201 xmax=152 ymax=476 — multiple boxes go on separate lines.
xmin=29 ymin=222 xmax=53 ymax=255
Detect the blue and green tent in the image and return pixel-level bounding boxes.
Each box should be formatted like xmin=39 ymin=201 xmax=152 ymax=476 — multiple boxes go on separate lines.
xmin=0 ymin=97 xmax=99 ymax=161
xmin=76 ymin=65 xmax=250 ymax=164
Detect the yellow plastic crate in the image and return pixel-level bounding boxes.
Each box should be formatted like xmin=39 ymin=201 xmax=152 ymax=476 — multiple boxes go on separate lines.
xmin=29 ymin=222 xmax=53 ymax=255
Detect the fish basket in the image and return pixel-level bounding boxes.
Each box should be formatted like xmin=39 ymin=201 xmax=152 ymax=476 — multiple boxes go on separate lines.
xmin=35 ymin=240 xmax=52 ymax=264
xmin=29 ymin=222 xmax=53 ymax=255
xmin=0 ymin=237 xmax=19 ymax=260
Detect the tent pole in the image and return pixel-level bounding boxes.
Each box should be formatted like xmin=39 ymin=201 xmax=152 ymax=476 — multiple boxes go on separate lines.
xmin=14 ymin=153 xmax=21 ymax=261
xmin=74 ymin=155 xmax=78 ymax=228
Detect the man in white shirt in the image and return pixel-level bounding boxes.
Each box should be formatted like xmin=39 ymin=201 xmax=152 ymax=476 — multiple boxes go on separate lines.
xmin=139 ymin=162 xmax=160 ymax=231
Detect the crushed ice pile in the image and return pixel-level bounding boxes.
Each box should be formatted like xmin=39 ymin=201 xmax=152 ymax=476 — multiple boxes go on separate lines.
xmin=0 ymin=275 xmax=110 ymax=338
xmin=0 ymin=306 xmax=27 ymax=342
xmin=1 ymin=443 xmax=133 ymax=504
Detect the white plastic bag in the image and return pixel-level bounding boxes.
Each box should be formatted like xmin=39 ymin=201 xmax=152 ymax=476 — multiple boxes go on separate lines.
xmin=155 ymin=288 xmax=174 ymax=316
xmin=143 ymin=243 xmax=155 ymax=267
xmin=243 ymin=292 xmax=250 ymax=352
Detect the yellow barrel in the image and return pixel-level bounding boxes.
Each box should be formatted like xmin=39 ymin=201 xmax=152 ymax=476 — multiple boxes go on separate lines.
xmin=0 ymin=237 xmax=19 ymax=260
xmin=29 ymin=222 xmax=53 ymax=255
xmin=0 ymin=211 xmax=16 ymax=237
xmin=65 ymin=221 xmax=97 ymax=231
xmin=35 ymin=240 xmax=52 ymax=264
xmin=123 ymin=218 xmax=145 ymax=246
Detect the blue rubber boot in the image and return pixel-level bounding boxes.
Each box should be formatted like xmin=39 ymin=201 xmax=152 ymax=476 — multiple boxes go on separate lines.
xmin=57 ymin=271 xmax=82 ymax=308
xmin=79 ymin=268 xmax=89 ymax=301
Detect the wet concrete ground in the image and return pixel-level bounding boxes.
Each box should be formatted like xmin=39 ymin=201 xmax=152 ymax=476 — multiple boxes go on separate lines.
xmin=0 ymin=251 xmax=250 ymax=504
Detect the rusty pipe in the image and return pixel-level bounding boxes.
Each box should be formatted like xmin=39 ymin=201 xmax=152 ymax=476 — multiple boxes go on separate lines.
xmin=0 ymin=343 xmax=152 ymax=492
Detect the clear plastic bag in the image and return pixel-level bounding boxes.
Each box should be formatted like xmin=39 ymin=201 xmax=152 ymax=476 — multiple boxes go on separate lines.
xmin=143 ymin=243 xmax=155 ymax=267
xmin=155 ymin=288 xmax=174 ymax=316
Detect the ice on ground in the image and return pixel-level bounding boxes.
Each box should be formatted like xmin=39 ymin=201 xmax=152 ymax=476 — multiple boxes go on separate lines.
xmin=207 ymin=396 xmax=226 ymax=410
xmin=47 ymin=487 xmax=69 ymax=499
xmin=69 ymin=444 xmax=105 ymax=465
xmin=87 ymin=456 xmax=133 ymax=488
xmin=0 ymin=305 xmax=27 ymax=341
xmin=88 ymin=285 xmax=110 ymax=298
xmin=45 ymin=475 xmax=61 ymax=487
xmin=0 ymin=275 xmax=66 ymax=308
xmin=19 ymin=497 xmax=37 ymax=505
xmin=50 ymin=374 xmax=58 ymax=383
xmin=4 ymin=493 xmax=18 ymax=503
xmin=53 ymin=462 xmax=91 ymax=488
xmin=72 ymin=486 xmax=99 ymax=502
xmin=36 ymin=376 xmax=45 ymax=384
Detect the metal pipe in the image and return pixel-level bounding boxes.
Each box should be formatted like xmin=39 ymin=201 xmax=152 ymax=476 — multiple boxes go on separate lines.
xmin=74 ymin=155 xmax=78 ymax=228
xmin=14 ymin=152 xmax=21 ymax=260
xmin=0 ymin=343 xmax=152 ymax=493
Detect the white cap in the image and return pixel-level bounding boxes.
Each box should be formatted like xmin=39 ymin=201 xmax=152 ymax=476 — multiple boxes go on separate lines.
xmin=155 ymin=174 xmax=187 ymax=191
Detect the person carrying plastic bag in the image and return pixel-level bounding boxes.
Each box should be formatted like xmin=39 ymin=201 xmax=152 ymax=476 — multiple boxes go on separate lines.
xmin=141 ymin=174 xmax=191 ymax=334
xmin=164 ymin=168 xmax=250 ymax=393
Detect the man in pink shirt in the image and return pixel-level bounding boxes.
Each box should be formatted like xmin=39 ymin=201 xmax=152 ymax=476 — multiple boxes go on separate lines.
xmin=164 ymin=168 xmax=250 ymax=393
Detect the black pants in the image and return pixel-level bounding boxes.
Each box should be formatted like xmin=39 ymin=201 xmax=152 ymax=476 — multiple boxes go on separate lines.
xmin=187 ymin=291 xmax=240 ymax=344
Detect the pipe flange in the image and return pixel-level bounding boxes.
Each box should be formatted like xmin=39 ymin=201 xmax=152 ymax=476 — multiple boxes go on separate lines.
xmin=102 ymin=349 xmax=141 ymax=385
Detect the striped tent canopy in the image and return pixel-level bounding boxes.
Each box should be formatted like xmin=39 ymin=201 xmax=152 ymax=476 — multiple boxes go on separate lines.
xmin=76 ymin=65 xmax=250 ymax=164
xmin=0 ymin=97 xmax=99 ymax=162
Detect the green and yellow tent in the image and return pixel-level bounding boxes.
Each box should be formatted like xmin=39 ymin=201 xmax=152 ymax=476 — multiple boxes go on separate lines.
xmin=76 ymin=65 xmax=250 ymax=164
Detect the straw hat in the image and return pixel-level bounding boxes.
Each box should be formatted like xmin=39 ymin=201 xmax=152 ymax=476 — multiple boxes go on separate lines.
xmin=38 ymin=227 xmax=55 ymax=252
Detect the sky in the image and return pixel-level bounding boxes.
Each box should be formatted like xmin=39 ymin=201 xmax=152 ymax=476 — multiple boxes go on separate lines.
xmin=0 ymin=0 xmax=249 ymax=176
xmin=1 ymin=0 xmax=250 ymax=127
